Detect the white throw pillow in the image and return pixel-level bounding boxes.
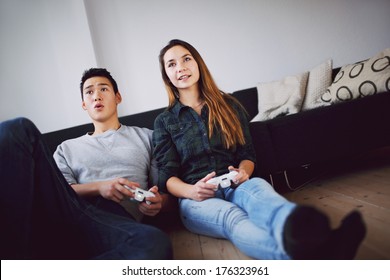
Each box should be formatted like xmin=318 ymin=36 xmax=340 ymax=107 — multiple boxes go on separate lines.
xmin=301 ymin=59 xmax=333 ymax=110
xmin=252 ymin=71 xmax=309 ymax=122
xmin=321 ymin=48 xmax=390 ymax=104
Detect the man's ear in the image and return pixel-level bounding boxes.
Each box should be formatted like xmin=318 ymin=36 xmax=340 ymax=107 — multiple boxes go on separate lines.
xmin=82 ymin=101 xmax=87 ymax=110
xmin=116 ymin=92 xmax=122 ymax=104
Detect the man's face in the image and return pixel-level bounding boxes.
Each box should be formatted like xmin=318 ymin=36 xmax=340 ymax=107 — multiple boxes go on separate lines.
xmin=81 ymin=76 xmax=121 ymax=123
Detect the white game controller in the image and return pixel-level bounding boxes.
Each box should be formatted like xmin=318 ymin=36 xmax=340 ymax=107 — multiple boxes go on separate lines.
xmin=206 ymin=170 xmax=239 ymax=190
xmin=125 ymin=186 xmax=155 ymax=205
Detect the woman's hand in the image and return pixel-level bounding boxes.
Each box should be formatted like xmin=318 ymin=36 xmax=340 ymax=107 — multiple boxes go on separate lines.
xmin=189 ymin=171 xmax=217 ymax=202
xmin=228 ymin=165 xmax=250 ymax=186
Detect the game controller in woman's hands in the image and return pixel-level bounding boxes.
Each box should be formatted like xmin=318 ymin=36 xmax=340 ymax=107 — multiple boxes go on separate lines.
xmin=206 ymin=171 xmax=239 ymax=190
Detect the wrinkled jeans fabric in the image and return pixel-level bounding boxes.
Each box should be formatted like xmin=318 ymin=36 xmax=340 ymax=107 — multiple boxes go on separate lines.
xmin=179 ymin=177 xmax=296 ymax=259
xmin=0 ymin=118 xmax=172 ymax=260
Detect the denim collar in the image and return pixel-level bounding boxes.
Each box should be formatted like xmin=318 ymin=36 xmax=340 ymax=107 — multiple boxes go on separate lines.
xmin=170 ymin=100 xmax=190 ymax=118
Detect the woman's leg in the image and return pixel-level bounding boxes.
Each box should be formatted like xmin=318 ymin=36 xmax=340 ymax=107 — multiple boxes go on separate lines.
xmin=226 ymin=178 xmax=296 ymax=250
xmin=179 ymin=196 xmax=289 ymax=259
xmin=0 ymin=118 xmax=172 ymax=259
xmin=227 ymin=178 xmax=366 ymax=259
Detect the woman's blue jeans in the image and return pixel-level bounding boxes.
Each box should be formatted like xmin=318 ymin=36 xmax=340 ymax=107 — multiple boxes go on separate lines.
xmin=0 ymin=118 xmax=172 ymax=259
xmin=179 ymin=178 xmax=296 ymax=259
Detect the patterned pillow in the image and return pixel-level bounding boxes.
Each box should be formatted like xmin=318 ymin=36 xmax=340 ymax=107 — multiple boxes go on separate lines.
xmin=321 ymin=48 xmax=390 ymax=104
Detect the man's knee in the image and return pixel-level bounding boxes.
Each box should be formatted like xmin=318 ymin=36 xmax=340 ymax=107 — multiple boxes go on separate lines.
xmin=142 ymin=226 xmax=173 ymax=259
xmin=0 ymin=117 xmax=38 ymax=140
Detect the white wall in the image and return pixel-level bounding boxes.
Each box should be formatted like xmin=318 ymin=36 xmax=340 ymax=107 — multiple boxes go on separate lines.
xmin=1 ymin=0 xmax=389 ymax=133
xmin=0 ymin=0 xmax=96 ymax=132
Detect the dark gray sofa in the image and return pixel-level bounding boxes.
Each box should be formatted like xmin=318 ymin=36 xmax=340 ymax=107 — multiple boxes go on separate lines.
xmin=233 ymin=67 xmax=390 ymax=191
xmin=43 ymin=67 xmax=390 ymax=193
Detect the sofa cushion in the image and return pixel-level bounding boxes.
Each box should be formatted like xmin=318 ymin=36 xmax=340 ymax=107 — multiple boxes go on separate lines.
xmin=321 ymin=48 xmax=390 ymax=104
xmin=301 ymin=59 xmax=333 ymax=110
xmin=252 ymin=71 xmax=309 ymax=121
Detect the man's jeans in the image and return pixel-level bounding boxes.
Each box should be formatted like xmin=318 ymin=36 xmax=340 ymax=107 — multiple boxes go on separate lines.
xmin=179 ymin=177 xmax=296 ymax=259
xmin=0 ymin=118 xmax=172 ymax=259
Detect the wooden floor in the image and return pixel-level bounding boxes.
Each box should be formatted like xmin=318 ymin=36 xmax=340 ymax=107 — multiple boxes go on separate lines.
xmin=160 ymin=146 xmax=390 ymax=260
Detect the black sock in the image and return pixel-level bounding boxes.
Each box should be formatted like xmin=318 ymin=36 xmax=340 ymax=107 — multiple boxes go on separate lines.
xmin=283 ymin=205 xmax=332 ymax=259
xmin=283 ymin=207 xmax=366 ymax=260
xmin=326 ymin=211 xmax=366 ymax=259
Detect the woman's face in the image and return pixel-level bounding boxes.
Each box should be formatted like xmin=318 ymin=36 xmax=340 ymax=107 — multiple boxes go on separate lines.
xmin=163 ymin=45 xmax=200 ymax=93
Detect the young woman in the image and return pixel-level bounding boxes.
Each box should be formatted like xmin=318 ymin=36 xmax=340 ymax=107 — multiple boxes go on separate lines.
xmin=152 ymin=39 xmax=366 ymax=259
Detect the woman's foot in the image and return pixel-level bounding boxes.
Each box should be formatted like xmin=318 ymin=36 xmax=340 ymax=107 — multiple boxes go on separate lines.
xmin=326 ymin=211 xmax=366 ymax=259
xmin=283 ymin=206 xmax=366 ymax=259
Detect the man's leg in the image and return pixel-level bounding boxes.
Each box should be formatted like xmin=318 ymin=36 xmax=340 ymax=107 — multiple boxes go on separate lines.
xmin=0 ymin=118 xmax=172 ymax=259
xmin=0 ymin=118 xmax=88 ymax=258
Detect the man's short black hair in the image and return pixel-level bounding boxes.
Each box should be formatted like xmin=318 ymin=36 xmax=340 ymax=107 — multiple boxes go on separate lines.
xmin=80 ymin=68 xmax=119 ymax=100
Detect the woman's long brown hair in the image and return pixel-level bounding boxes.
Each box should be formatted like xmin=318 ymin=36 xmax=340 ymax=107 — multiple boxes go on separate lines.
xmin=159 ymin=39 xmax=246 ymax=149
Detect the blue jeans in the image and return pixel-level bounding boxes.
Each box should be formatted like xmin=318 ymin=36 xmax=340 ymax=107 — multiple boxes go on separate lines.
xmin=179 ymin=178 xmax=296 ymax=259
xmin=0 ymin=118 xmax=172 ymax=259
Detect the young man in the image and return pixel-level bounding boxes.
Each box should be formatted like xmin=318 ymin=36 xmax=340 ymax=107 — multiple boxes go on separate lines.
xmin=0 ymin=68 xmax=172 ymax=260
xmin=54 ymin=68 xmax=169 ymax=222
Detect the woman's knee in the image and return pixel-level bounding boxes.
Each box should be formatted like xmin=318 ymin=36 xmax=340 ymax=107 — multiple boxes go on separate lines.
xmin=241 ymin=177 xmax=274 ymax=192
xmin=251 ymin=177 xmax=271 ymax=185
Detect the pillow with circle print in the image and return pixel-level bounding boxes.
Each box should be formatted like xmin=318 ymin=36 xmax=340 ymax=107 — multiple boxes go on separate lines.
xmin=321 ymin=48 xmax=390 ymax=104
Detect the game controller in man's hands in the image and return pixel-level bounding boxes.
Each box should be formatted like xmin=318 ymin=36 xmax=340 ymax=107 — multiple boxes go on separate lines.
xmin=206 ymin=170 xmax=239 ymax=190
xmin=125 ymin=186 xmax=155 ymax=205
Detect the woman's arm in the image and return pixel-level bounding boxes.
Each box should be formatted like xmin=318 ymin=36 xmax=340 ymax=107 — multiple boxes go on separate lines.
xmin=238 ymin=159 xmax=255 ymax=178
xmin=228 ymin=159 xmax=255 ymax=185
xmin=229 ymin=98 xmax=257 ymax=182
xmin=152 ymin=113 xmax=183 ymax=192
xmin=167 ymin=173 xmax=216 ymax=202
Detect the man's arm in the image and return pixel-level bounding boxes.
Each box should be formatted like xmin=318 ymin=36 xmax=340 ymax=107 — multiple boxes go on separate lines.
xmin=71 ymin=178 xmax=139 ymax=203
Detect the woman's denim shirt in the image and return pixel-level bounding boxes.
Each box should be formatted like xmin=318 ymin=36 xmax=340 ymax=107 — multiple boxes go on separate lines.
xmin=152 ymin=98 xmax=256 ymax=192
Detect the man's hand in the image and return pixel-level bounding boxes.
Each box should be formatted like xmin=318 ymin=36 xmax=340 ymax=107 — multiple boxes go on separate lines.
xmin=71 ymin=177 xmax=139 ymax=203
xmin=138 ymin=186 xmax=163 ymax=216
xmin=97 ymin=177 xmax=140 ymax=203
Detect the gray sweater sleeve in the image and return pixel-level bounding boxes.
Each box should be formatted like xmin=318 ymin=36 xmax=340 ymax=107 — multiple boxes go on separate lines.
xmin=53 ymin=143 xmax=78 ymax=185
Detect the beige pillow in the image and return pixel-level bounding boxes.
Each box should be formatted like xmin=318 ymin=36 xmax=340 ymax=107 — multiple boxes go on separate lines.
xmin=321 ymin=48 xmax=390 ymax=104
xmin=301 ymin=59 xmax=333 ymax=110
xmin=252 ymin=71 xmax=309 ymax=121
